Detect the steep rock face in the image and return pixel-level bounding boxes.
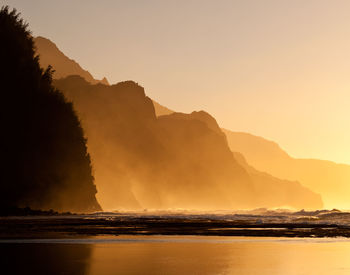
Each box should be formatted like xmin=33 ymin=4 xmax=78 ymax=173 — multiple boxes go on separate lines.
xmin=154 ymin=105 xmax=328 ymax=209
xmin=55 ymin=76 xmax=323 ymax=210
xmin=55 ymin=76 xmax=257 ymax=210
xmin=223 ymin=129 xmax=350 ymax=209
xmin=34 ymin=36 xmax=109 ymax=85
xmin=54 ymin=76 xmax=157 ymax=209
xmin=0 ymin=7 xmax=100 ymax=213
xmin=34 ymin=35 xmax=325 ymax=210
xmin=223 ymin=130 xmax=290 ymax=168
xmin=156 ymin=112 xmax=255 ymax=209
xmin=233 ymin=152 xmax=323 ymax=209
xmin=158 ymin=113 xmax=322 ymax=209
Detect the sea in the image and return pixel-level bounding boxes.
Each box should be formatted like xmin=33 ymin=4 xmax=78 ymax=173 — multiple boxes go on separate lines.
xmin=2 ymin=209 xmax=350 ymax=275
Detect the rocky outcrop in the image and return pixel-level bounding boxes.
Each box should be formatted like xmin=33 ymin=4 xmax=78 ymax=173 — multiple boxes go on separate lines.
xmin=55 ymin=76 xmax=323 ymax=210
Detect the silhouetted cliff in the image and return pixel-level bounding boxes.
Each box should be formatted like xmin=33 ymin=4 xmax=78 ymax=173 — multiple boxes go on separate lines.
xmin=154 ymin=104 xmax=325 ymax=209
xmin=33 ymin=35 xmax=323 ymax=210
xmin=161 ymin=113 xmax=322 ymax=209
xmin=55 ymin=76 xmax=323 ymax=210
xmin=233 ymin=152 xmax=322 ymax=209
xmin=34 ymin=36 xmax=109 ymax=85
xmin=0 ymin=7 xmax=101 ymax=212
xmin=224 ymin=129 xmax=350 ymax=209
xmin=55 ymin=76 xmax=255 ymax=209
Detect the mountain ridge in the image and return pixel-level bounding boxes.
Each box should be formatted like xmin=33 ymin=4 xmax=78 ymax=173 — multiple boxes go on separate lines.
xmin=153 ymin=97 xmax=350 ymax=209
xmin=224 ymin=128 xmax=350 ymax=209
xmin=55 ymin=75 xmax=323 ymax=210
xmin=34 ymin=36 xmax=109 ymax=85
xmin=34 ymin=36 xmax=323 ymax=210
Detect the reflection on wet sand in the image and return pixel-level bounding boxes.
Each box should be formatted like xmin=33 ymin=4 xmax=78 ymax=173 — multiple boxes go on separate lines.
xmin=2 ymin=236 xmax=350 ymax=275
xmin=88 ymin=237 xmax=350 ymax=275
xmin=1 ymin=243 xmax=92 ymax=275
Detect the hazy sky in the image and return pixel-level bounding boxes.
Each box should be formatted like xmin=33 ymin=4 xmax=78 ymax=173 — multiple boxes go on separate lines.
xmin=4 ymin=0 xmax=350 ymax=164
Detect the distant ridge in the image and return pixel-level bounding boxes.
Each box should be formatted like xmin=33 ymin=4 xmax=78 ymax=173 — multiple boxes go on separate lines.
xmin=35 ymin=36 xmax=323 ymax=210
xmin=232 ymin=152 xmax=322 ymax=209
xmin=223 ymin=129 xmax=350 ymax=209
xmin=222 ymin=129 xmax=291 ymax=164
xmin=55 ymin=75 xmax=323 ymax=210
xmin=154 ymin=100 xmax=350 ymax=209
xmin=34 ymin=36 xmax=109 ymax=85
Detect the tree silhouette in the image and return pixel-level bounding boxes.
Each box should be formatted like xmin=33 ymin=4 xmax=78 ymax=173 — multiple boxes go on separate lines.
xmin=0 ymin=6 xmax=101 ymax=212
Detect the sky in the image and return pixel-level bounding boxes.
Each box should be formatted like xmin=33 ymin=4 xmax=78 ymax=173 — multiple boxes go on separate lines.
xmin=4 ymin=0 xmax=350 ymax=164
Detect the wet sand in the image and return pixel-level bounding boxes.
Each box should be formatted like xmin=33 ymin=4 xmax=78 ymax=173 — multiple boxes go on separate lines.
xmin=2 ymin=236 xmax=350 ymax=275
xmin=3 ymin=213 xmax=350 ymax=274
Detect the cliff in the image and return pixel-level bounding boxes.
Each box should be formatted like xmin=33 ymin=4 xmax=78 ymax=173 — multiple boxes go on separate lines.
xmin=55 ymin=76 xmax=323 ymax=210
xmin=0 ymin=7 xmax=101 ymax=213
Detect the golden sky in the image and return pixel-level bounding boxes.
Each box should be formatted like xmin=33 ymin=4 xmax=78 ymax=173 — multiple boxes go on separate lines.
xmin=6 ymin=0 xmax=350 ymax=164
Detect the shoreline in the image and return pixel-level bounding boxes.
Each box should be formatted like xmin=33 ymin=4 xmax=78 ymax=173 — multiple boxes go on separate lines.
xmin=2 ymin=215 xmax=350 ymax=239
xmin=1 ymin=235 xmax=350 ymax=244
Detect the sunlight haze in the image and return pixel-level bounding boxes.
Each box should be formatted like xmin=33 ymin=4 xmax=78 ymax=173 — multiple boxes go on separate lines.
xmin=5 ymin=0 xmax=350 ymax=165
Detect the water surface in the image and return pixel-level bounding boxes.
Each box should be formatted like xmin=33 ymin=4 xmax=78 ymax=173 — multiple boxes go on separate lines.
xmin=2 ymin=236 xmax=350 ymax=275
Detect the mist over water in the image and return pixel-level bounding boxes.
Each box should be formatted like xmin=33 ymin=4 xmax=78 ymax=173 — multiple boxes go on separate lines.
xmin=73 ymin=208 xmax=350 ymax=227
